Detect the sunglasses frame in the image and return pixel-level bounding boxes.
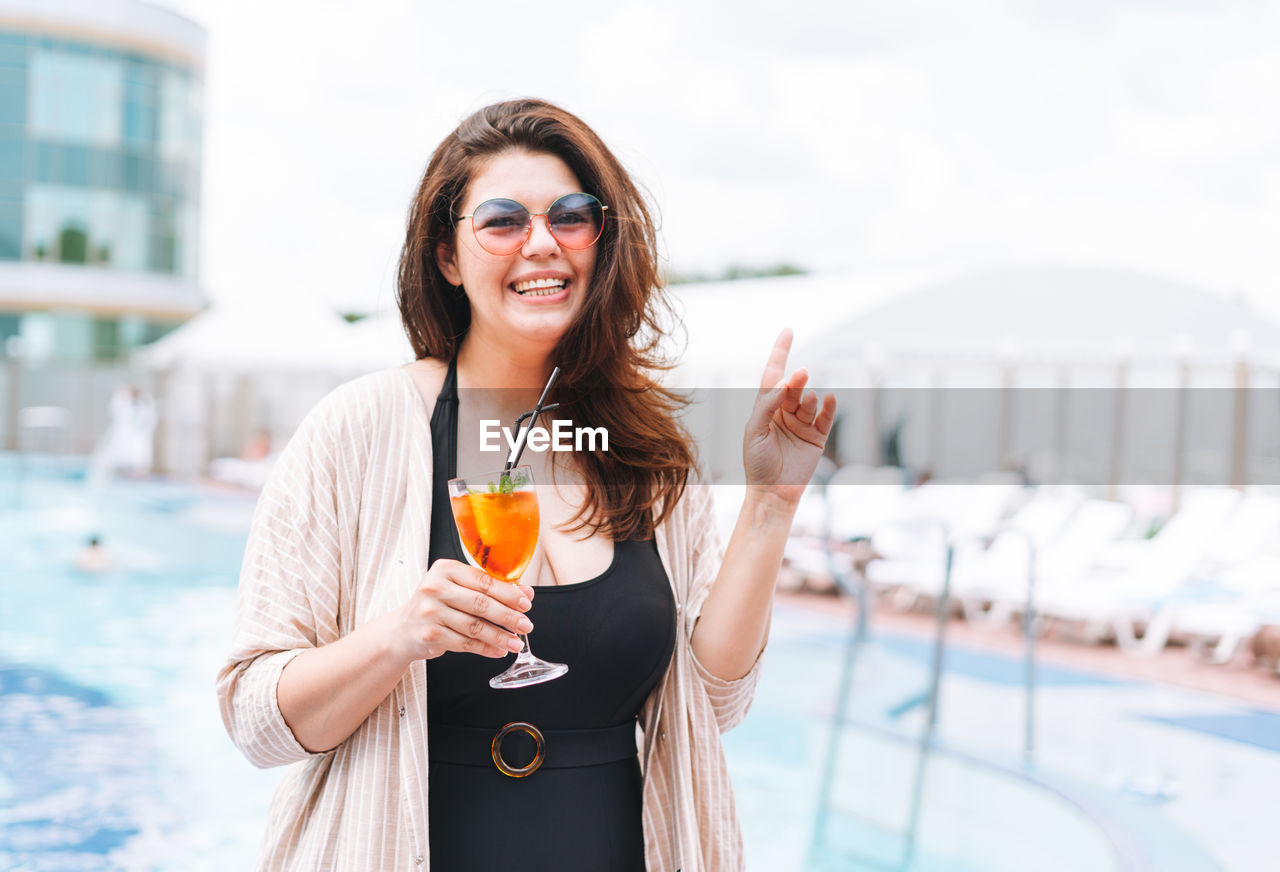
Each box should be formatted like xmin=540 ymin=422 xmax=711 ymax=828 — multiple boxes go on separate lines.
xmin=458 ymin=192 xmax=609 ymax=256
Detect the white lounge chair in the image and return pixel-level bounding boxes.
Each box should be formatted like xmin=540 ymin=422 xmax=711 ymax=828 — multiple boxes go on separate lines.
xmin=782 ymin=466 xmax=907 ymax=588
xmin=1033 ymin=488 xmax=1243 ymax=650
xmin=826 ymin=481 xmax=909 ymax=543
xmin=1147 ymin=492 xmax=1280 ymax=660
xmin=784 ymin=465 xmax=906 ymax=539
xmin=947 ymin=486 xmax=1087 ymax=624
xmin=970 ymin=497 xmax=1135 ymax=627
xmin=1159 ymin=569 xmax=1280 ymax=663
xmin=864 ymin=481 xmax=1023 ymax=606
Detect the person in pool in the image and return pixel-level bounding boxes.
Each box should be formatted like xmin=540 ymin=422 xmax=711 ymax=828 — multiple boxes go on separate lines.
xmin=217 ymin=98 xmax=836 ymax=871
xmin=75 ymin=535 xmax=113 ymax=574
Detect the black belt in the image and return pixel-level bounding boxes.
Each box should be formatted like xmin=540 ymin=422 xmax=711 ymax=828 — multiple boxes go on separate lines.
xmin=429 ymin=720 xmax=637 ymax=778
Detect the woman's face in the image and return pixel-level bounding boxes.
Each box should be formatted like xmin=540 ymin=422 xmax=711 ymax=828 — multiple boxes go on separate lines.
xmin=436 ymin=149 xmax=598 ymax=357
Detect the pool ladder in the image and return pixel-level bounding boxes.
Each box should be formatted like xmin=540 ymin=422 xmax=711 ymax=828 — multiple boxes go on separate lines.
xmin=807 ymin=517 xmax=1038 ymax=872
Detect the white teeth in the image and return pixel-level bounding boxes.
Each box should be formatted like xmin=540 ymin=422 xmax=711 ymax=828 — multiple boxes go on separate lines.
xmin=513 ymin=277 xmax=566 ymax=296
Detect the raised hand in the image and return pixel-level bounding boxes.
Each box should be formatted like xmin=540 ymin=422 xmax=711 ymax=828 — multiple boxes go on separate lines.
xmin=741 ymin=329 xmax=838 ymax=505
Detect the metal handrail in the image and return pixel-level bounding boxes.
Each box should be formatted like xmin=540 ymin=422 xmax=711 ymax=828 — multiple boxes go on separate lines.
xmin=808 ymin=516 xmax=953 ymax=871
xmin=807 ymin=507 xmax=1041 ymax=869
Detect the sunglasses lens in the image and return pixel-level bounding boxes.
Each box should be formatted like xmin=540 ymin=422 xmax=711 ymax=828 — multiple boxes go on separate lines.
xmin=547 ymin=193 xmax=604 ymax=250
xmin=468 ymin=194 xmax=605 ymax=254
xmin=471 ymin=199 xmax=530 ymax=254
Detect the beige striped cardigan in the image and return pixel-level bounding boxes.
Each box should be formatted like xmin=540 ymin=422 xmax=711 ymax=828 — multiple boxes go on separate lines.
xmin=216 ymin=368 xmax=763 ymax=871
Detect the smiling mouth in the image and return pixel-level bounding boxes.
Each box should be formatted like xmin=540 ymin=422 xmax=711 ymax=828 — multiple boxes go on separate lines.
xmin=512 ymin=277 xmax=567 ymax=297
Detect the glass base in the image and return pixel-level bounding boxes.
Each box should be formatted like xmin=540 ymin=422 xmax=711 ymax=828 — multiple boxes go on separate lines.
xmin=489 ymin=652 xmax=569 ymax=689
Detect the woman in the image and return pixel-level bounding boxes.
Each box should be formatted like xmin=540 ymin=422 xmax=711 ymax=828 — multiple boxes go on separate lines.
xmin=217 ymin=98 xmax=836 ymax=871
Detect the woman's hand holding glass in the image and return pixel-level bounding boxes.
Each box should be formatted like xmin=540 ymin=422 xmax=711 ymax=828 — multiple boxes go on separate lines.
xmin=393 ymin=559 xmax=535 ymax=662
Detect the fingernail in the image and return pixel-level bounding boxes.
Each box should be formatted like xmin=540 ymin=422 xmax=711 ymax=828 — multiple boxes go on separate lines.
xmin=517 ymin=597 xmax=532 ymax=611
xmin=507 ymin=636 xmax=523 ymax=652
xmin=517 ymin=618 xmax=534 ymax=633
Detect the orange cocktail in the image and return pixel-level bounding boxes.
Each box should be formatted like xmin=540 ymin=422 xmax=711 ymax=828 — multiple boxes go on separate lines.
xmin=446 ymin=464 xmax=568 ymax=688
xmin=449 ymin=490 xmax=538 ymax=582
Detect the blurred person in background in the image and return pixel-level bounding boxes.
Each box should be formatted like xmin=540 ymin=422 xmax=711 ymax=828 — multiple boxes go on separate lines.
xmin=74 ymin=535 xmax=113 ymax=574
xmin=95 ymin=385 xmax=155 ymax=478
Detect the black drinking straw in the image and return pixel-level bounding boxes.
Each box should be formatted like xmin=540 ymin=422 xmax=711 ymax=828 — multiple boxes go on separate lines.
xmin=505 ymin=366 xmax=561 ymax=471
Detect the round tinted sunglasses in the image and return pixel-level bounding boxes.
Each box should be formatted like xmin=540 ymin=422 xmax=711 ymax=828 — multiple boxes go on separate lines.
xmin=458 ymin=192 xmax=608 ymax=256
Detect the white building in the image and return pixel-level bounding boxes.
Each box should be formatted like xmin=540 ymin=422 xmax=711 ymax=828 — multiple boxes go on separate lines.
xmin=0 ymin=0 xmax=206 ymax=359
xmin=0 ymin=0 xmax=207 ymax=454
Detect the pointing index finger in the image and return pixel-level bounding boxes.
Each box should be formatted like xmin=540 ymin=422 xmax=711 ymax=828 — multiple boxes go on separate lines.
xmin=759 ymin=328 xmax=794 ymax=392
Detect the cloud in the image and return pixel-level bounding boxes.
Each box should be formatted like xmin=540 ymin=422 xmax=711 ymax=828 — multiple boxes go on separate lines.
xmin=161 ymin=0 xmax=1280 ymax=320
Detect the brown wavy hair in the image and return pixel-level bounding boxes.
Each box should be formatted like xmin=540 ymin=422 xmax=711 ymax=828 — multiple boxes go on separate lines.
xmin=396 ymin=98 xmax=694 ymax=540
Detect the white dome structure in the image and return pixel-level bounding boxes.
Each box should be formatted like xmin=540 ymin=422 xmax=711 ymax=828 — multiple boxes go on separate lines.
xmin=803 ymin=265 xmax=1280 ymax=371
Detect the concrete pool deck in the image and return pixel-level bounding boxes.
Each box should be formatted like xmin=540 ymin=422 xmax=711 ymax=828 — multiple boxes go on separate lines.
xmin=787 ymin=591 xmax=1280 ymax=710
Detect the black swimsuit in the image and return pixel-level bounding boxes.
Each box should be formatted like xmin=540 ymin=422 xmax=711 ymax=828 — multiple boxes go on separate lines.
xmin=426 ymin=360 xmax=677 ymax=871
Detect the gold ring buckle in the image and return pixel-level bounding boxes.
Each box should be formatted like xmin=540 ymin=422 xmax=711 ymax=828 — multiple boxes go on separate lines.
xmin=491 ymin=721 xmax=545 ymax=777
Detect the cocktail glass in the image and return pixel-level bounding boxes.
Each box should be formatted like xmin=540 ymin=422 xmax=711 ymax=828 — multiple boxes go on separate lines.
xmin=448 ymin=465 xmax=568 ymax=689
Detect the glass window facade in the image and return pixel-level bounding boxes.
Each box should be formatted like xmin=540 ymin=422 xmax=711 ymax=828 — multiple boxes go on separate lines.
xmin=29 ymin=49 xmax=124 ymax=146
xmin=10 ymin=309 xmax=179 ymax=362
xmin=0 ymin=30 xmax=202 ymax=280
xmin=158 ymin=69 xmax=201 ymax=164
xmin=0 ymin=193 xmax=19 ymax=258
xmin=25 ymin=185 xmax=148 ymax=268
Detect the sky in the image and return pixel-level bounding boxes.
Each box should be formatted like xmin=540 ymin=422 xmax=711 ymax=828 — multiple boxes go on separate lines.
xmin=162 ymin=0 xmax=1280 ymax=322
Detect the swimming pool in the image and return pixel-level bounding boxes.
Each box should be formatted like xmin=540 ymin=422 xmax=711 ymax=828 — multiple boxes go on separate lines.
xmin=2 ymin=456 xmax=1274 ymax=870
xmin=731 ymin=606 xmax=1257 ymax=871
xmin=1 ymin=458 xmax=270 ymax=870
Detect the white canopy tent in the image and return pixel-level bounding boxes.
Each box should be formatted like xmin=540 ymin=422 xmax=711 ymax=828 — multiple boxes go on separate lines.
xmin=136 ymin=296 xmax=383 ymax=376
xmin=133 ymin=296 xmax=392 ymax=477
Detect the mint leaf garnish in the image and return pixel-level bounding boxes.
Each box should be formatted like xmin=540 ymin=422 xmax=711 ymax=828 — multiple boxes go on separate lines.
xmin=495 ymin=470 xmax=527 ymax=494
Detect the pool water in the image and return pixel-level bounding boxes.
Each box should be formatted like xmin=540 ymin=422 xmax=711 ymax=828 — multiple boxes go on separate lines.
xmin=1 ymin=460 xmax=271 ymax=871
xmin=3 ymin=457 xmax=1275 ymax=870
xmin=731 ymin=601 xmax=1277 ymax=871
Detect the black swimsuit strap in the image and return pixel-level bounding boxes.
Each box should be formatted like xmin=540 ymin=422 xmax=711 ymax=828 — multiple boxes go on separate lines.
xmin=429 ymin=357 xmax=462 ymax=565
xmin=430 ymin=356 xmax=459 ymax=481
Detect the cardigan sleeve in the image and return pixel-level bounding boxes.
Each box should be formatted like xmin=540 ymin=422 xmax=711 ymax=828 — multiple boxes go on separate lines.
xmin=682 ymin=483 xmax=765 ymax=734
xmin=216 ymin=385 xmax=366 ymax=768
